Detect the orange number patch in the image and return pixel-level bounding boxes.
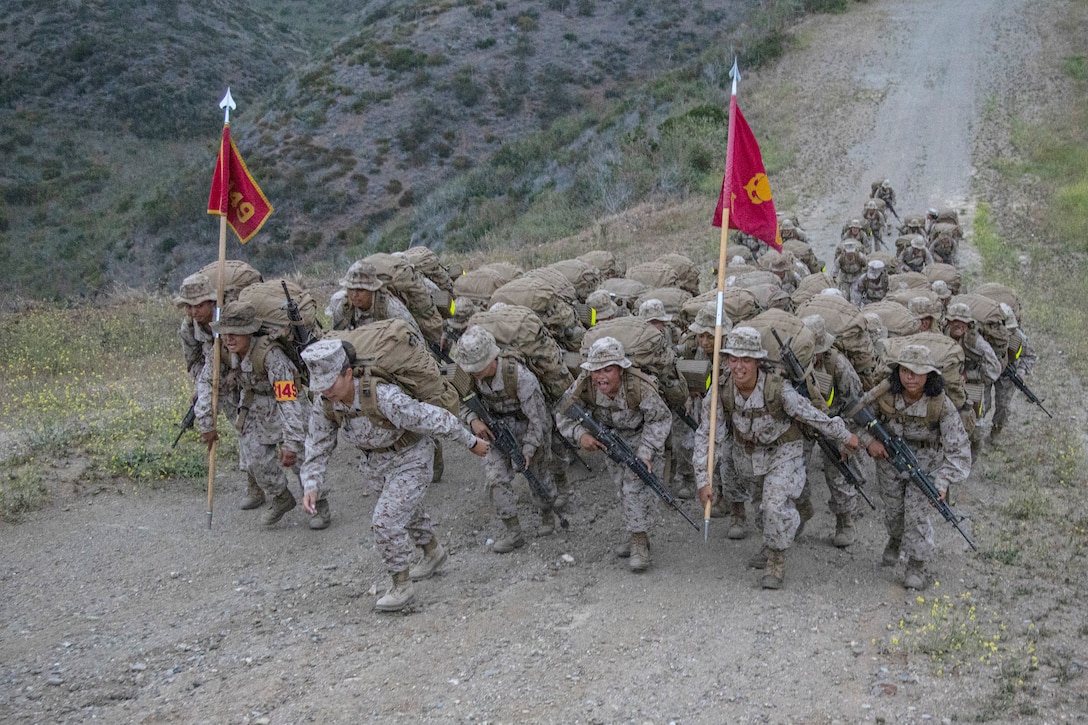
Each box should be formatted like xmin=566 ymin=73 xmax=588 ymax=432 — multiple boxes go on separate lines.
xmin=274 ymin=380 xmax=298 ymax=402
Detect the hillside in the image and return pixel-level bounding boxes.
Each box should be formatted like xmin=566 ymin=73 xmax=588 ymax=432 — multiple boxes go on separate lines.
xmin=0 ymin=0 xmax=804 ymax=300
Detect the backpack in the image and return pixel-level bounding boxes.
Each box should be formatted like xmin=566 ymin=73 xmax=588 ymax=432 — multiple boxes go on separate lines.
xmin=681 ymin=288 xmax=761 ymax=329
xmin=325 ymin=319 xmax=458 ymax=426
xmin=490 ymin=275 xmax=582 ymax=348
xmin=973 ymin=282 xmax=1021 ymax=320
xmin=600 ymin=277 xmax=650 ymax=312
xmin=580 ymin=316 xmax=686 ymax=409
xmin=465 ymin=305 xmax=574 ymax=404
xmin=197 ymin=260 xmax=263 ymax=303
xmin=733 ymin=270 xmax=781 ymax=290
xmin=884 ymin=288 xmax=938 ymax=308
xmin=863 ymin=300 xmax=922 ymax=338
xmin=867 ymin=251 xmax=899 ymax=275
xmin=403 ymin=246 xmax=454 ymax=296
xmin=578 ymin=249 xmax=625 ymax=280
xmin=791 ymin=272 xmax=836 ymax=309
xmin=748 ymin=309 xmax=817 ymax=371
xmin=887 ymin=271 xmax=930 ymax=291
xmin=634 ymin=287 xmax=693 ymax=318
xmin=524 ymin=266 xmax=579 ymax=304
xmin=238 ymin=279 xmax=322 ymax=385
xmin=924 ymin=263 xmax=961 ymax=295
xmin=547 ymin=259 xmax=601 ymax=302
xmin=747 ymin=283 xmax=793 ymax=314
xmin=363 ymin=253 xmax=444 ymax=345
xmin=883 ymin=332 xmax=967 ymax=411
xmin=453 ymin=264 xmax=520 ymax=305
xmin=654 ymin=253 xmax=701 ymax=295
xmin=782 ymin=240 xmax=823 ymax=275
xmin=796 ymin=294 xmax=885 ymax=390
xmin=626 ymin=261 xmax=680 ymax=290
xmin=950 ymin=293 xmax=1011 ymax=362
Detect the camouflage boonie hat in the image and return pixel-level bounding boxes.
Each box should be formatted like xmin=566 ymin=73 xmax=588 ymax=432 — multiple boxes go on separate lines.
xmin=452 ymin=325 xmax=500 ymax=374
xmin=174 ymin=272 xmax=217 ymax=307
xmin=689 ymin=302 xmax=728 ymax=335
xmin=802 ymin=315 xmax=835 ymax=354
xmin=722 ymin=326 xmax=767 ymax=359
xmin=945 ymin=302 xmax=974 ymax=324
xmin=730 ymin=255 xmax=747 ymax=267
xmin=1000 ymin=302 xmax=1019 ymax=329
xmin=895 ymin=344 xmax=939 ymax=375
xmin=449 ymin=296 xmax=479 ymax=331
xmin=338 ymin=261 xmax=383 ymax=291
xmin=820 ymin=287 xmax=844 ymax=298
xmin=302 ymin=339 xmax=349 ymax=393
xmin=842 ymin=239 xmax=859 ymax=253
xmin=910 ymin=236 xmax=927 ymax=250
xmin=931 ymin=280 xmax=952 ymax=300
xmin=586 ymin=289 xmax=618 ymax=321
xmin=767 ymin=252 xmax=793 ymax=272
xmin=866 ymin=259 xmax=885 ymax=279
xmin=211 ymin=301 xmax=261 ymax=335
xmin=780 ymin=219 xmax=795 ymax=231
xmin=849 ymin=218 xmax=862 ymax=229
xmin=637 ymin=298 xmax=672 ymax=323
xmin=581 ymin=336 xmax=632 ymax=371
xmin=908 ymin=297 xmax=943 ymax=319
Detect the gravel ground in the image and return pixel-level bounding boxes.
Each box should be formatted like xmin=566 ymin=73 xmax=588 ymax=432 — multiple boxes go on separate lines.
xmin=2 ymin=1 xmax=1084 ymax=723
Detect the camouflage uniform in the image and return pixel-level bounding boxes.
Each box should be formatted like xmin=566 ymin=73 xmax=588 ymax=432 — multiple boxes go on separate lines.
xmin=830 ymin=242 xmax=867 ymax=294
xmin=862 ymin=202 xmax=887 ymax=251
xmin=946 ymin=303 xmax=1003 ymax=418
xmin=176 ymin=273 xmax=240 ymax=424
xmin=861 ymin=347 xmax=971 ymax=587
xmin=851 ymin=260 xmax=889 ymax=306
xmin=991 ymin=306 xmax=1039 ymax=437
xmin=897 ymin=237 xmax=934 ymax=273
xmin=557 ymin=338 xmax=671 ymax=567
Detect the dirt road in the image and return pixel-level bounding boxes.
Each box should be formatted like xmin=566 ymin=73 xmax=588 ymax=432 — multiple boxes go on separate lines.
xmin=2 ymin=1 xmax=1078 ymax=723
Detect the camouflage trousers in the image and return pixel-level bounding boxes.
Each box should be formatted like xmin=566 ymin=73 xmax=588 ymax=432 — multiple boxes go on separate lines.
xmin=670 ymin=412 xmax=695 ymax=485
xmin=366 ymin=437 xmax=438 ymax=574
xmin=484 ymin=417 xmax=556 ymax=519
xmin=991 ymin=376 xmax=1015 ymax=430
xmin=239 ymin=431 xmax=293 ymax=497
xmin=878 ymin=461 xmax=936 ymax=562
xmin=606 ymin=429 xmax=662 ymax=534
xmin=797 ymin=438 xmax=857 ymax=515
xmin=733 ymin=440 xmax=806 ymax=551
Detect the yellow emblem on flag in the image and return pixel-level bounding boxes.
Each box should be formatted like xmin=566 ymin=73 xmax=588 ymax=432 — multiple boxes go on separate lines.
xmin=274 ymin=380 xmax=298 ymax=402
xmin=744 ymin=173 xmax=773 ymax=205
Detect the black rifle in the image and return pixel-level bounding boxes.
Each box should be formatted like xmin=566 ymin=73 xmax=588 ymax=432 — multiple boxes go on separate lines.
xmin=884 ymin=198 xmax=902 ymax=224
xmin=1002 ymin=363 xmax=1052 ymax=418
xmin=172 ymin=403 xmax=196 ymax=449
xmin=562 ymin=401 xmax=699 ymax=532
xmin=771 ymin=329 xmax=875 ymax=510
xmin=428 ymin=339 xmax=455 ymax=365
xmin=461 ymin=391 xmax=569 ymax=529
xmin=673 ymin=405 xmax=699 ymax=432
xmin=850 ymin=403 xmax=977 ymax=551
xmin=554 ymin=429 xmax=593 ymax=472
xmin=281 ymin=281 xmax=319 ymax=355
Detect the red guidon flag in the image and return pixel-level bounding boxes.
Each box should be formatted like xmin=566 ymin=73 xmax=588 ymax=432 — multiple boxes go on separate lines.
xmin=207 ymin=125 xmax=273 ymax=244
xmin=712 ymin=95 xmax=781 ymax=251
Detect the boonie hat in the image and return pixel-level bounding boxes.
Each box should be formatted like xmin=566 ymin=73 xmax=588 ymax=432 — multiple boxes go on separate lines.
xmin=637 ymin=298 xmax=672 ymax=322
xmin=908 ymin=297 xmax=943 ymax=319
xmin=339 ymin=261 xmax=383 ymax=291
xmin=586 ymin=289 xmax=619 ymax=322
xmin=452 ymin=325 xmax=500 ymax=374
xmin=174 ymin=273 xmax=217 ymax=307
xmin=581 ymin=336 xmax=632 ymax=371
xmin=895 ymin=344 xmax=939 ymax=375
xmin=302 ymin=340 xmax=350 ymax=393
xmin=722 ymin=326 xmax=767 ymax=359
xmin=689 ymin=302 xmax=729 ymax=335
xmin=945 ymin=302 xmax=974 ymax=324
xmin=999 ymin=302 xmax=1019 ymax=330
xmin=802 ymin=315 xmax=835 ymax=354
xmin=931 ymin=280 xmax=952 ymax=300
xmin=842 ymin=240 xmax=859 ymax=253
xmin=910 ymin=236 xmax=927 ymax=250
xmin=449 ymin=296 xmax=479 ymax=331
xmin=867 ymin=259 xmax=885 ymax=279
xmin=211 ymin=301 xmax=261 ymax=335
xmin=767 ymin=252 xmax=792 ymax=272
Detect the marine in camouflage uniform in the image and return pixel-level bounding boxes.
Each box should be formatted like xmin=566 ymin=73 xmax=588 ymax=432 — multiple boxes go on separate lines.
xmin=945 ymin=302 xmax=1002 ymax=450
xmin=557 ymin=337 xmax=672 ymax=573
xmin=197 ymin=302 xmax=315 ymax=526
xmin=830 ymin=240 xmax=868 ymax=295
xmin=861 ymin=345 xmax=971 ymax=590
xmin=765 ymin=252 xmax=803 ymax=296
xmin=441 ymin=296 xmax=480 ymax=355
xmin=862 ymin=200 xmax=887 ymax=251
xmin=909 ymin=297 xmax=944 ymax=334
xmin=990 ymin=303 xmax=1039 ymax=441
xmin=452 ymin=326 xmax=558 ymax=552
xmin=299 ymin=340 xmax=489 ymax=612
xmin=688 ymin=304 xmax=748 ymax=538
xmin=175 ymin=272 xmax=241 ymax=423
xmin=699 ymin=327 xmax=859 ymax=589
xmin=851 ymin=259 xmax=889 ymax=307
xmin=796 ymin=315 xmax=865 ymax=547
xmin=897 ymin=236 xmax=934 ymax=273
xmin=332 ymin=260 xmax=445 ymax=481
xmin=640 ymin=298 xmax=692 ymax=498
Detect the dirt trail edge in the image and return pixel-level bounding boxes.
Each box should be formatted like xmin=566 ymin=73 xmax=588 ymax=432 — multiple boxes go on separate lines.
xmin=0 ymin=0 xmax=1072 ymax=723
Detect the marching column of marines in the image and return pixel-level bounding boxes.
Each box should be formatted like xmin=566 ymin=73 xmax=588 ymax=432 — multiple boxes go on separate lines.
xmin=177 ymin=186 xmax=1046 ymax=610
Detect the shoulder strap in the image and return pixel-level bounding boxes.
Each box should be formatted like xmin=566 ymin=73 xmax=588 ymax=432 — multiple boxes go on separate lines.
xmin=623 ymin=367 xmax=657 ymax=410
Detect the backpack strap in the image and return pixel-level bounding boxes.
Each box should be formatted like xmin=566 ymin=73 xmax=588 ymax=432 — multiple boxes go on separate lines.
xmin=321 ymin=369 xmax=422 ymax=451
xmin=875 ymin=390 xmax=945 ymax=430
xmin=726 ymin=371 xmax=803 ymax=447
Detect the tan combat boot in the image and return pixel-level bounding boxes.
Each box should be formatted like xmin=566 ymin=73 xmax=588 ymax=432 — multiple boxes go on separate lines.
xmin=881 ymin=537 xmax=902 ymax=567
xmin=727 ymin=502 xmax=748 ymax=540
xmin=492 ymin=517 xmax=525 ymax=554
xmin=747 ymin=544 xmax=769 ymax=569
xmin=308 ymin=498 xmax=331 ymax=530
xmin=628 ymin=532 xmax=651 ymax=572
xmin=537 ymin=509 xmax=556 ymax=537
xmin=761 ymin=548 xmax=786 ymax=589
xmin=832 ymin=512 xmax=855 ymax=548
xmin=409 ymin=539 xmax=448 ymax=581
xmin=903 ymin=559 xmax=926 ymax=590
xmin=263 ymin=489 xmax=296 ymax=525
xmin=795 ymin=498 xmax=815 ymax=537
xmin=375 ymin=571 xmax=414 ymax=612
xmin=240 ymin=473 xmax=265 ymax=510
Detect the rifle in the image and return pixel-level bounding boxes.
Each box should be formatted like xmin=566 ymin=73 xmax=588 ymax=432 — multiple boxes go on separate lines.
xmin=770 ymin=329 xmax=875 ymax=510
xmin=172 ymin=403 xmax=196 ymax=449
xmin=554 ymin=429 xmax=593 ymax=472
xmin=281 ymin=281 xmax=320 ymax=355
xmin=562 ymin=401 xmax=699 ymax=532
xmin=428 ymin=339 xmax=455 ymax=365
xmin=461 ymin=391 xmax=569 ymax=529
xmin=850 ymin=402 xmax=977 ymax=551
xmin=673 ymin=405 xmax=699 ymax=432
xmin=884 ymin=198 xmax=902 ymax=224
xmin=1002 ymin=363 xmax=1052 ymax=418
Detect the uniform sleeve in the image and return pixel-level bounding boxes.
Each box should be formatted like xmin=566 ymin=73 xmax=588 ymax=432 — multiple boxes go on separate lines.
xmin=516 ymin=364 xmax=551 ymax=460
xmin=1016 ymin=332 xmax=1038 ymax=375
xmin=193 ymin=348 xmax=217 ymax=433
xmin=975 ymin=336 xmax=1003 ymax=384
xmin=376 ymin=384 xmax=476 ymax=448
xmin=693 ymin=389 xmax=728 ymax=490
xmin=636 ymin=384 xmax=672 ymax=462
xmin=300 ymin=405 xmax=340 ymax=495
xmin=265 ymin=346 xmax=309 ymax=454
xmin=781 ymin=383 xmax=851 ymax=446
xmin=933 ymin=396 xmax=972 ymax=495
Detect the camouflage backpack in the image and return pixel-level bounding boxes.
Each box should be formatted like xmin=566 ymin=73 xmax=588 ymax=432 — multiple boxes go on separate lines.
xmin=453 ymin=264 xmax=520 ymax=306
xmin=626 ymin=261 xmax=680 ymax=290
xmin=863 ymin=300 xmax=922 ymax=338
xmin=547 ymin=259 xmax=601 ymax=302
xmin=238 ymin=279 xmax=322 ymax=385
xmin=796 ymin=294 xmax=885 ymax=390
xmin=403 ymin=246 xmax=454 ymax=296
xmin=580 ymin=316 xmax=686 ymax=409
xmin=362 ymin=252 xmax=445 ymax=345
xmin=465 ymin=305 xmax=574 ymax=404
xmin=654 ymin=253 xmax=701 ymax=295
xmin=197 ymin=260 xmax=263 ymax=303
xmin=577 ymin=249 xmax=625 ymax=280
